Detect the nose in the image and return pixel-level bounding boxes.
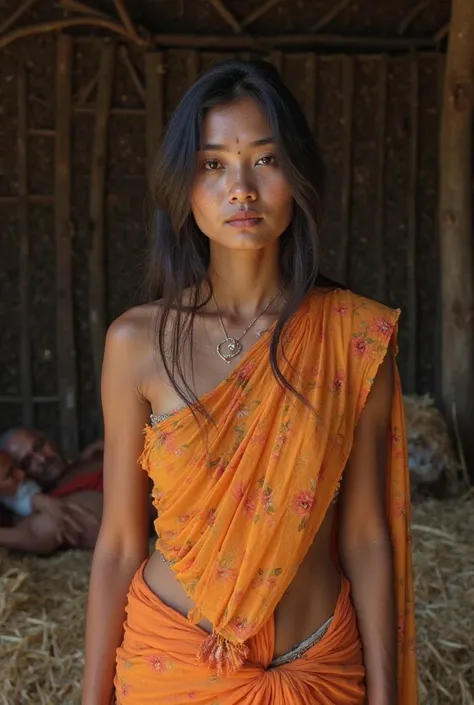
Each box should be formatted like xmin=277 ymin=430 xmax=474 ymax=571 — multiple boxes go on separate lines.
xmin=228 ymin=170 xmax=258 ymax=204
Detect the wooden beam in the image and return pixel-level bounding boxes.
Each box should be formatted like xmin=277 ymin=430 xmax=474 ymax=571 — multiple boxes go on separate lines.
xmin=187 ymin=50 xmax=200 ymax=85
xmin=0 ymin=395 xmax=59 ymax=404
xmin=439 ymin=0 xmax=474 ymax=470
xmin=434 ymin=23 xmax=450 ymax=42
xmin=75 ymin=105 xmax=146 ymax=115
xmin=304 ymin=54 xmax=317 ymax=134
xmin=58 ymin=0 xmax=109 ymax=19
xmin=406 ymin=53 xmax=419 ymax=393
xmin=119 ymin=45 xmax=145 ymax=101
xmin=311 ymin=0 xmax=353 ymax=33
xmin=268 ymin=50 xmax=283 ymax=74
xmin=145 ymin=52 xmax=165 ymax=177
xmin=151 ymin=33 xmax=435 ymax=50
xmin=397 ymin=0 xmax=430 ymax=36
xmin=241 ymin=0 xmax=284 ymax=28
xmin=0 ymin=17 xmax=146 ymax=52
xmin=28 ymin=128 xmax=55 ymax=137
xmin=74 ymin=70 xmax=99 ymax=105
xmin=0 ymin=194 xmax=54 ymax=203
xmin=113 ymin=0 xmax=140 ymax=41
xmin=374 ymin=56 xmax=387 ymax=301
xmin=0 ymin=26 xmax=437 ymax=53
xmin=89 ymin=44 xmax=115 ymax=412
xmin=55 ymin=34 xmax=78 ymax=456
xmin=17 ymin=64 xmax=33 ymax=428
xmin=208 ymin=0 xmax=243 ymax=34
xmin=0 ymin=0 xmax=39 ymax=36
xmin=339 ymin=56 xmax=354 ymax=283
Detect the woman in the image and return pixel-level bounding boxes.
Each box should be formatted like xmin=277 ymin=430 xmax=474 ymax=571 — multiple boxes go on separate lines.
xmin=82 ymin=60 xmax=417 ymax=705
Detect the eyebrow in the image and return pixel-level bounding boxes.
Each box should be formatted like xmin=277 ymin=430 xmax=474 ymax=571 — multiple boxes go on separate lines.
xmin=200 ymin=137 xmax=275 ymax=151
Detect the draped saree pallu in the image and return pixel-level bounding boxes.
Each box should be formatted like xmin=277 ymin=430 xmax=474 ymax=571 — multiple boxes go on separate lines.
xmin=114 ymin=289 xmax=418 ymax=705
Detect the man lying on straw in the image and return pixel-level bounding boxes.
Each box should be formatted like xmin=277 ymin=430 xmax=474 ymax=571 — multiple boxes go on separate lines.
xmin=0 ymin=429 xmax=103 ymax=554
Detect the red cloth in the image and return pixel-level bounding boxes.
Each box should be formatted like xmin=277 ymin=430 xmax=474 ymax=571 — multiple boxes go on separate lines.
xmin=49 ymin=470 xmax=103 ymax=498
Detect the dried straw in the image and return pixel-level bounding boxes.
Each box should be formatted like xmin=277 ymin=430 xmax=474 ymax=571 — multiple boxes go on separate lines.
xmin=412 ymin=493 xmax=474 ymax=704
xmin=1 ymin=495 xmax=473 ymax=704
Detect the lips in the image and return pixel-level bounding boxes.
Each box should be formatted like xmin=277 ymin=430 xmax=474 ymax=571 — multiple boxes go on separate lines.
xmin=226 ymin=211 xmax=263 ymax=227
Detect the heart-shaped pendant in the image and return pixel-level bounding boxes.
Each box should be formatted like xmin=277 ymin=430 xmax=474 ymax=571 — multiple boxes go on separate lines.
xmin=217 ymin=338 xmax=242 ymax=363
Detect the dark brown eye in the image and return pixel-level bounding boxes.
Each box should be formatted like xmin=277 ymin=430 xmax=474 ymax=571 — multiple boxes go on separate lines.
xmin=256 ymin=155 xmax=277 ymax=166
xmin=204 ymin=159 xmax=222 ymax=171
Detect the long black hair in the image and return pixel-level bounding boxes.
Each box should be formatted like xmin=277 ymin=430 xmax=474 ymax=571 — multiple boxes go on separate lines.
xmin=147 ymin=59 xmax=336 ymax=415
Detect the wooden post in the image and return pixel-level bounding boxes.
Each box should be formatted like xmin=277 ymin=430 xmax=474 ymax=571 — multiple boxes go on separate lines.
xmin=439 ymin=0 xmax=474 ymax=470
xmin=305 ymin=54 xmax=317 ymax=134
xmin=55 ymin=34 xmax=78 ymax=456
xmin=406 ymin=53 xmax=419 ymax=393
xmin=187 ymin=50 xmax=200 ymax=86
xmin=17 ymin=64 xmax=33 ymax=428
xmin=340 ymin=55 xmax=354 ymax=284
xmin=268 ymin=50 xmax=283 ymax=75
xmin=145 ymin=51 xmax=165 ymax=178
xmin=374 ymin=56 xmax=387 ymax=302
xmin=89 ymin=43 xmax=115 ymax=410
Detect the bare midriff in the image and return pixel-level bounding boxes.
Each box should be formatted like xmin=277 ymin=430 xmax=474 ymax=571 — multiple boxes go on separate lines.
xmin=143 ymin=503 xmax=341 ymax=660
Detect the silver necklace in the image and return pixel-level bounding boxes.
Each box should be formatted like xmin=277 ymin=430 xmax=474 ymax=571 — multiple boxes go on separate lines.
xmin=213 ymin=291 xmax=280 ymax=363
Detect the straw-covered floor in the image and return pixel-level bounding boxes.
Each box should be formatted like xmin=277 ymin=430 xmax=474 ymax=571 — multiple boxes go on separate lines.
xmin=0 ymin=494 xmax=473 ymax=705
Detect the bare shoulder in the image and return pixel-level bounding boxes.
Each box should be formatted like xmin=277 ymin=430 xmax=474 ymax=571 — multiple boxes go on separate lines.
xmin=103 ymin=301 xmax=164 ymax=392
xmin=105 ymin=301 xmax=164 ymax=356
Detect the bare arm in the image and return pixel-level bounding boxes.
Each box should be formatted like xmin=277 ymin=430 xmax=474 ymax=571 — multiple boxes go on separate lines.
xmin=0 ymin=513 xmax=62 ymax=555
xmin=82 ymin=313 xmax=152 ymax=705
xmin=338 ymin=351 xmax=397 ymax=705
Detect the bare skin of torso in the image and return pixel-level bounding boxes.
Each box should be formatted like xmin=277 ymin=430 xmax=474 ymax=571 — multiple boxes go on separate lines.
xmin=137 ymin=298 xmax=342 ymax=660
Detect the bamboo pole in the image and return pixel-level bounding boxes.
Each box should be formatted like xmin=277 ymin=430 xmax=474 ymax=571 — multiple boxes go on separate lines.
xmin=208 ymin=0 xmax=243 ymax=34
xmin=339 ymin=56 xmax=354 ymax=283
xmin=439 ymin=0 xmax=474 ymax=470
xmin=241 ymin=0 xmax=284 ymax=28
xmin=0 ymin=17 xmax=146 ymax=52
xmin=17 ymin=64 xmax=33 ymax=428
xmin=119 ymin=45 xmax=145 ymax=101
xmin=187 ymin=50 xmax=200 ymax=85
xmin=150 ymin=33 xmax=435 ymax=51
xmin=0 ymin=26 xmax=437 ymax=53
xmin=145 ymin=52 xmax=165 ymax=178
xmin=0 ymin=194 xmax=54 ymax=203
xmin=0 ymin=0 xmax=39 ymax=35
xmin=311 ymin=0 xmax=353 ymax=33
xmin=55 ymin=34 xmax=78 ymax=456
xmin=0 ymin=395 xmax=59 ymax=404
xmin=406 ymin=53 xmax=419 ymax=393
xmin=268 ymin=50 xmax=283 ymax=75
xmin=89 ymin=44 xmax=115 ymax=410
xmin=374 ymin=56 xmax=387 ymax=302
xmin=304 ymin=54 xmax=317 ymax=134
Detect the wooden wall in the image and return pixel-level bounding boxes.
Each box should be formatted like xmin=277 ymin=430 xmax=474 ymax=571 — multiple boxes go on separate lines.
xmin=0 ymin=36 xmax=443 ymax=454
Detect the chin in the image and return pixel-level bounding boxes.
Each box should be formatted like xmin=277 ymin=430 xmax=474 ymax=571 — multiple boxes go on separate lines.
xmin=216 ymin=232 xmax=278 ymax=251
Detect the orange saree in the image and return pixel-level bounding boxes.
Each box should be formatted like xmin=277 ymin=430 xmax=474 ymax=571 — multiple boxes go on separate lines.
xmin=114 ymin=288 xmax=418 ymax=704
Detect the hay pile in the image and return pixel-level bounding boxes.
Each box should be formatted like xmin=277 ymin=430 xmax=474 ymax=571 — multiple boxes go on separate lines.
xmin=0 ymin=549 xmax=91 ymax=705
xmin=412 ymin=493 xmax=474 ymax=703
xmin=1 ymin=495 xmax=473 ymax=704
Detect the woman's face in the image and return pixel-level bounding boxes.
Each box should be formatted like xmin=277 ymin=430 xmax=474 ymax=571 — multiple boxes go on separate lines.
xmin=190 ymin=97 xmax=293 ymax=251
